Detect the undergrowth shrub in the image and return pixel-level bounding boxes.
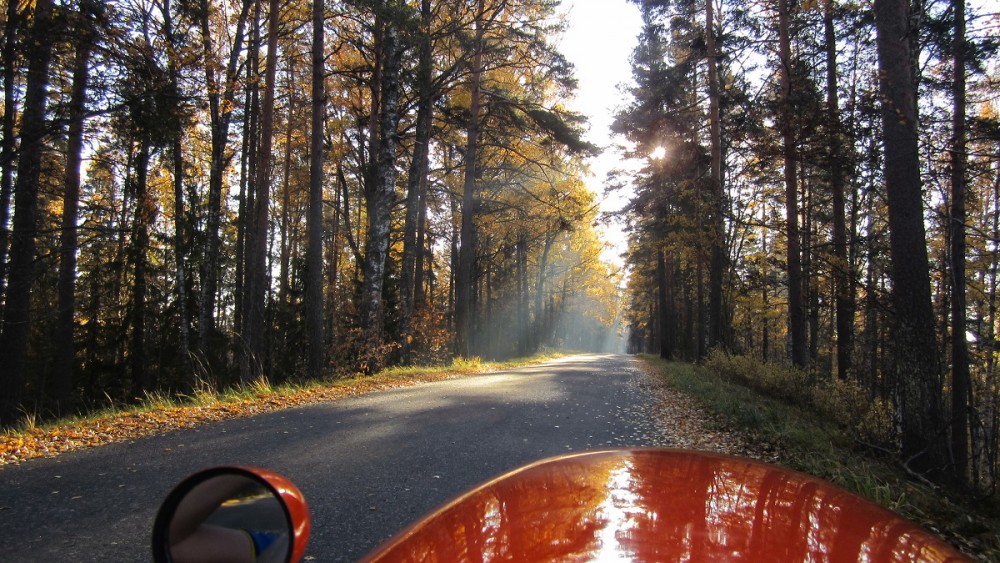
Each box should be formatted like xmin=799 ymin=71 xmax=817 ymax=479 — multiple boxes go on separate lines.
xmin=857 ymin=398 xmax=896 ymax=447
xmin=704 ymin=350 xmax=893 ymax=446
xmin=408 ymin=308 xmax=453 ymax=366
xmin=809 ymin=378 xmax=868 ymax=428
xmin=336 ymin=327 xmax=402 ymax=375
xmin=704 ymin=351 xmax=808 ymax=402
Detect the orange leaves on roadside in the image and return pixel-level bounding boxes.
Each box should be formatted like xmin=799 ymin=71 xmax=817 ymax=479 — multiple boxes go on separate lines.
xmin=0 ymin=367 xmax=473 ymax=467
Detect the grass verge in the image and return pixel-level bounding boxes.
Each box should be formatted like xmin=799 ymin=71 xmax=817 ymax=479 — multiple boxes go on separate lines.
xmin=0 ymin=352 xmax=567 ymax=467
xmin=638 ymin=354 xmax=999 ymax=560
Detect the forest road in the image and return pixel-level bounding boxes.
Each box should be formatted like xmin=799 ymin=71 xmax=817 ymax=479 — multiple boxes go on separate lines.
xmin=0 ymin=353 xmax=681 ymax=562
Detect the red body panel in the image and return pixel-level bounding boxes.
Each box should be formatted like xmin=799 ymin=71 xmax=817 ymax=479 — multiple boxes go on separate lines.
xmin=250 ymin=467 xmax=311 ymax=563
xmin=363 ymin=449 xmax=968 ymax=562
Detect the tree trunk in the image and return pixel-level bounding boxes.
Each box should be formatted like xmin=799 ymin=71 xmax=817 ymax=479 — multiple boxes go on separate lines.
xmin=278 ymin=63 xmax=295 ymax=348
xmin=516 ymin=235 xmax=528 ymax=356
xmin=399 ymin=0 xmax=434 ymax=359
xmin=762 ymin=217 xmax=770 ymax=362
xmin=130 ymin=141 xmax=153 ymax=398
xmin=360 ymin=4 xmax=404 ymax=354
xmin=52 ymin=1 xmax=97 ymax=413
xmin=874 ymin=0 xmax=946 ymax=476
xmin=0 ymin=0 xmax=20 ymax=312
xmin=198 ymin=0 xmax=225 ymax=351
xmin=705 ymin=0 xmax=726 ymax=352
xmin=805 ymin=178 xmax=819 ymax=362
xmin=306 ymin=0 xmax=326 ymax=379
xmin=414 ymin=178 xmax=428 ymax=307
xmin=197 ymin=0 xmax=252 ymax=355
xmin=336 ymin=162 xmax=362 ymax=266
xmin=779 ymin=0 xmax=806 ymax=367
xmin=986 ymin=161 xmax=1000 ymax=479
xmin=0 ymin=0 xmax=56 ymax=426
xmin=238 ymin=7 xmax=262 ymax=344
xmin=825 ymin=0 xmax=853 ymax=380
xmin=326 ymin=164 xmax=342 ymax=335
xmin=246 ymin=0 xmax=280 ymax=381
xmin=949 ymin=0 xmax=970 ymax=484
xmin=456 ymin=0 xmax=485 ymax=358
xmin=449 ymin=189 xmax=459 ymax=332
xmin=658 ymin=249 xmax=672 ymax=360
xmin=161 ymin=0 xmax=193 ymax=391
xmin=534 ymin=231 xmax=554 ymax=349
xmin=113 ymin=153 xmax=134 ymax=389
xmin=484 ymin=240 xmax=493 ymax=357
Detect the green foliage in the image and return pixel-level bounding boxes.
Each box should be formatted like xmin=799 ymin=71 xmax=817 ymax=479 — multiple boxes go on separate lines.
xmin=704 ymin=350 xmax=892 ymax=447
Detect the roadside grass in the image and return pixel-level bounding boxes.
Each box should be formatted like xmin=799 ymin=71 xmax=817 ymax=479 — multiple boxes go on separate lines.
xmin=0 ymin=351 xmax=568 ymax=466
xmin=639 ymin=354 xmax=1000 ymax=559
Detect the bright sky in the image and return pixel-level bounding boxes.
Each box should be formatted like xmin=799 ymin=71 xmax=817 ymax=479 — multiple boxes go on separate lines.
xmin=559 ymin=0 xmax=644 ymax=268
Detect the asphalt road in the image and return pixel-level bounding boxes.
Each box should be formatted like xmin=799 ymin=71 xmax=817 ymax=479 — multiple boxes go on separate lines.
xmin=0 ymin=354 xmax=668 ymax=562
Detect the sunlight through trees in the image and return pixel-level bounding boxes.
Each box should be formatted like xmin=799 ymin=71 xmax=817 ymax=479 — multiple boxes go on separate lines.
xmin=0 ymin=0 xmax=623 ymax=425
xmin=614 ymin=0 xmax=1000 ymax=488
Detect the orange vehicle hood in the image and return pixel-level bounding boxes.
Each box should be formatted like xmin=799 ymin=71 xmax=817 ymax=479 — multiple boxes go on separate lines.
xmin=363 ymin=449 xmax=967 ymax=562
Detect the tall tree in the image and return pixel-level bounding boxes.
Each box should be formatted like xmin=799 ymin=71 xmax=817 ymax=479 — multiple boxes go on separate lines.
xmin=705 ymin=0 xmax=726 ymax=352
xmin=236 ymin=0 xmax=262 ymax=343
xmin=245 ymin=0 xmax=281 ymax=380
xmin=52 ymin=0 xmax=102 ymax=413
xmin=825 ymin=0 xmax=853 ymax=380
xmin=359 ymin=1 xmax=406 ymax=354
xmin=658 ymin=249 xmax=673 ymax=359
xmin=119 ymin=12 xmax=175 ymax=398
xmin=197 ymin=0 xmax=252 ymax=357
xmin=0 ymin=0 xmax=20 ymax=310
xmin=306 ymin=0 xmax=326 ymax=379
xmin=0 ymin=0 xmax=56 ymax=426
xmin=874 ymin=0 xmax=946 ymax=475
xmin=161 ymin=0 xmax=194 ymax=389
xmin=455 ymin=0 xmax=485 ymax=358
xmin=399 ymin=0 xmax=433 ymax=360
xmin=129 ymin=139 xmax=153 ymax=398
xmin=778 ymin=0 xmax=806 ymax=367
xmin=949 ymin=0 xmax=970 ymax=483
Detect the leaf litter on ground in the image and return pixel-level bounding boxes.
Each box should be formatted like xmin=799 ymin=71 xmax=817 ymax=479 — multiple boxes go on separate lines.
xmin=0 ymin=363 xmax=510 ymax=467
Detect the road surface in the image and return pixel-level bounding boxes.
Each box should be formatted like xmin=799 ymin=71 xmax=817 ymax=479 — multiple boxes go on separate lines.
xmin=0 ymin=354 xmax=676 ymax=561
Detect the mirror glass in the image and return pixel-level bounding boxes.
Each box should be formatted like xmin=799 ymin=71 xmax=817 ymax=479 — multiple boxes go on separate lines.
xmin=166 ymin=474 xmax=291 ymax=563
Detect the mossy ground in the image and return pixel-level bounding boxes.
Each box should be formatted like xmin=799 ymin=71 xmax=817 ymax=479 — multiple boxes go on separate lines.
xmin=638 ymin=354 xmax=999 ymax=560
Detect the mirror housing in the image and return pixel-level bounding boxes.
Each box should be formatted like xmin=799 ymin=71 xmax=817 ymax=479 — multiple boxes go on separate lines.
xmin=152 ymin=467 xmax=310 ymax=563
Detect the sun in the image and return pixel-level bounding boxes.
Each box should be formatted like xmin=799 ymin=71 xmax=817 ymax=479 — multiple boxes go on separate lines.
xmin=649 ymin=146 xmax=666 ymax=160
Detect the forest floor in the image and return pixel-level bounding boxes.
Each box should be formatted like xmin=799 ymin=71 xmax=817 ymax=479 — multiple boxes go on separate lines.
xmin=636 ymin=355 xmax=999 ymax=561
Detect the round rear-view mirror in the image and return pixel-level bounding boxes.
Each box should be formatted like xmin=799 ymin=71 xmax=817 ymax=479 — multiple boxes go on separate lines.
xmin=152 ymin=466 xmax=310 ymax=563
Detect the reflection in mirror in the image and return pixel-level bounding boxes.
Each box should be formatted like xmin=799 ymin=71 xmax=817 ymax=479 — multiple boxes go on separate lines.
xmin=167 ymin=474 xmax=291 ymax=563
